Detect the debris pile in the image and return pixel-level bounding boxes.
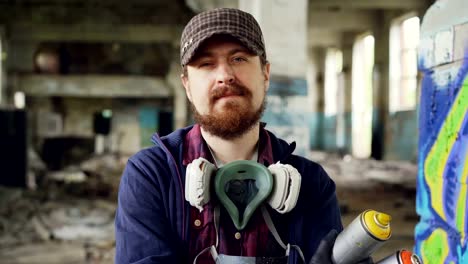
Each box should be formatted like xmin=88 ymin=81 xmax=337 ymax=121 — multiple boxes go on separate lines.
xmin=309 ymin=151 xmax=418 ymax=189
xmin=0 ymin=153 xmax=128 ymax=263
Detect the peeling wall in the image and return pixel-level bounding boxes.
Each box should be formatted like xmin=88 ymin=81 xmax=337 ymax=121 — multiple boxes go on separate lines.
xmin=322 ymin=115 xmax=338 ymax=151
xmin=307 ymin=112 xmax=353 ymax=153
xmin=385 ymin=110 xmax=418 ymax=161
xmin=262 ymin=76 xmax=309 ymax=156
xmin=415 ymin=0 xmax=468 ymax=262
xmin=28 ymin=97 xmax=172 ymax=156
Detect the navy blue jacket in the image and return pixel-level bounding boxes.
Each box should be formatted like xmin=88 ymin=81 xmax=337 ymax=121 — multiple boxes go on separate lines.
xmin=115 ymin=126 xmax=342 ymax=263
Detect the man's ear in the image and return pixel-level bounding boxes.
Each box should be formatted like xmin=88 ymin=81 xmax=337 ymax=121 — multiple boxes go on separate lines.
xmin=181 ymin=73 xmax=193 ymax=102
xmin=263 ymin=63 xmax=271 ymax=92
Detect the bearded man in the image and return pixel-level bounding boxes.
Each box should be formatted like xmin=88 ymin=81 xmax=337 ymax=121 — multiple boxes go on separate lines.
xmin=115 ymin=8 xmax=355 ymax=264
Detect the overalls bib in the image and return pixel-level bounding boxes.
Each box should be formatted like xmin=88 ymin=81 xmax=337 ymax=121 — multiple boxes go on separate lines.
xmin=193 ymin=206 xmax=306 ymax=264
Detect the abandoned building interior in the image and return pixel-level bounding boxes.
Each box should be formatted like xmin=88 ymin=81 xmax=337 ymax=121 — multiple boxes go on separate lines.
xmin=0 ymin=0 xmax=467 ymax=263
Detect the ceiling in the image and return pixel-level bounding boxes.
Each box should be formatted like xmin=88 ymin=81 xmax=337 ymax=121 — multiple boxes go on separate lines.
xmin=0 ymin=0 xmax=434 ymax=48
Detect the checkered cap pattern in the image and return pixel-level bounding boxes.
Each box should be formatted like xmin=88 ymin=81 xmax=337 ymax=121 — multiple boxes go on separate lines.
xmin=180 ymin=8 xmax=266 ymax=66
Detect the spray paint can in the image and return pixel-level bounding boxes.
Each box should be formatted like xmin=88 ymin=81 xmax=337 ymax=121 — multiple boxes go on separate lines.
xmin=376 ymin=250 xmax=422 ymax=264
xmin=332 ymin=209 xmax=392 ymax=264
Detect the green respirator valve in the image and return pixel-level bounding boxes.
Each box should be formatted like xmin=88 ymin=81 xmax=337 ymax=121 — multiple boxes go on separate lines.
xmin=214 ymin=160 xmax=273 ymax=230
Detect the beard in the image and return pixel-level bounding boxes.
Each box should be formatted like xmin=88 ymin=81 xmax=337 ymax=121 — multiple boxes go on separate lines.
xmin=192 ymin=83 xmax=266 ymax=140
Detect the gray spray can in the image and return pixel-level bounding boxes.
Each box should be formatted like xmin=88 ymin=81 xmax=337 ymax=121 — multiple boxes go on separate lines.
xmin=376 ymin=250 xmax=422 ymax=264
xmin=332 ymin=209 xmax=392 ymax=264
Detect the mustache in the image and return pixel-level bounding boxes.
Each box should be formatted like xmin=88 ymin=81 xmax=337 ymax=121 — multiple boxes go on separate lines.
xmin=210 ymin=84 xmax=251 ymax=101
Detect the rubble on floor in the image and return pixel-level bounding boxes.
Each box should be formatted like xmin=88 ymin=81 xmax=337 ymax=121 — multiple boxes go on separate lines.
xmin=0 ymin=153 xmax=127 ymax=264
xmin=309 ymin=151 xmax=418 ymax=189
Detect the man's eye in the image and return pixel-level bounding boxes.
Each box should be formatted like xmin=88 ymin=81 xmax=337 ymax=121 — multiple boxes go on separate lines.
xmin=233 ymin=57 xmax=247 ymax=63
xmin=198 ymin=62 xmax=214 ymax=68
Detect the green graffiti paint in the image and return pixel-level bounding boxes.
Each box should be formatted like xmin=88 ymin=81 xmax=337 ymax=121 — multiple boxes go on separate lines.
xmin=421 ymin=228 xmax=449 ymax=264
xmin=424 ymin=76 xmax=468 ymax=221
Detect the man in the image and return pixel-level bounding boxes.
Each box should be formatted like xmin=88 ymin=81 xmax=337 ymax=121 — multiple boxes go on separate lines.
xmin=115 ymin=8 xmax=347 ymax=264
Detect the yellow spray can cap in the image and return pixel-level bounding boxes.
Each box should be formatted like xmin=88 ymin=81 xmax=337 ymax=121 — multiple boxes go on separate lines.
xmin=362 ymin=209 xmax=392 ymax=240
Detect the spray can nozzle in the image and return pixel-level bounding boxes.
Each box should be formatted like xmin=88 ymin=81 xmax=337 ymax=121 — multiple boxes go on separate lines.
xmin=375 ymin=213 xmax=391 ymax=226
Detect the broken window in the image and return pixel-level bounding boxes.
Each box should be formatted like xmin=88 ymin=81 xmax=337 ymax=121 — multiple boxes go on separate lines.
xmin=324 ymin=48 xmax=343 ymax=116
xmin=389 ymin=15 xmax=420 ymax=113
xmin=352 ymin=34 xmax=375 ymax=159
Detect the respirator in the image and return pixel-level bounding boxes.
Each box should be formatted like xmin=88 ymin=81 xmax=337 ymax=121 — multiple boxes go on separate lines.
xmin=185 ymin=158 xmax=301 ymax=230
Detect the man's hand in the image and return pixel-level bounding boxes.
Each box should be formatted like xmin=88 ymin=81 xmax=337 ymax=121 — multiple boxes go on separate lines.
xmin=309 ymin=229 xmax=338 ymax=264
xmin=309 ymin=229 xmax=374 ymax=264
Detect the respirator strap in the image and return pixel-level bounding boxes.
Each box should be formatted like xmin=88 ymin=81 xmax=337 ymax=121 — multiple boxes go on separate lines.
xmin=193 ymin=245 xmax=216 ymax=264
xmin=214 ymin=205 xmax=220 ymax=248
xmin=261 ymin=206 xmax=287 ymax=249
xmin=261 ymin=206 xmax=306 ymax=263
xmin=193 ymin=206 xmax=221 ymax=264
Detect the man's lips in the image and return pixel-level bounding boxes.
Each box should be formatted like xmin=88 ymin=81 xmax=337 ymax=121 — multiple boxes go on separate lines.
xmin=213 ymin=91 xmax=243 ymax=101
xmin=218 ymin=92 xmax=241 ymax=99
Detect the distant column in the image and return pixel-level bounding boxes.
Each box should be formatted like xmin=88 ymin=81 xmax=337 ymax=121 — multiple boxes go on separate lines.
xmin=0 ymin=27 xmax=5 ymax=106
xmin=339 ymin=33 xmax=355 ymax=154
xmin=240 ymin=0 xmax=311 ymax=155
xmin=307 ymin=47 xmax=326 ymax=150
xmin=166 ymin=59 xmax=188 ymax=129
xmin=372 ymin=12 xmax=392 ymax=160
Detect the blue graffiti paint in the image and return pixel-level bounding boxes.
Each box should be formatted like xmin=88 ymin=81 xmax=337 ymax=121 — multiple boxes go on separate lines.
xmin=416 ymin=49 xmax=468 ymax=262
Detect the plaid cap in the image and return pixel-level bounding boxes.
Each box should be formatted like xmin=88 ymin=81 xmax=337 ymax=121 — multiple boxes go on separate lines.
xmin=180 ymin=8 xmax=266 ymax=66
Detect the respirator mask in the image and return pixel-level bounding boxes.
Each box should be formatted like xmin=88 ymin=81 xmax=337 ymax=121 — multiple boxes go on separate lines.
xmin=185 ymin=158 xmax=305 ymax=263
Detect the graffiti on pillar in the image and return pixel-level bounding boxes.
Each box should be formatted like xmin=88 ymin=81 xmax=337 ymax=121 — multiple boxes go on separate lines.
xmin=414 ymin=1 xmax=468 ymax=261
xmin=415 ymin=19 xmax=468 ymax=262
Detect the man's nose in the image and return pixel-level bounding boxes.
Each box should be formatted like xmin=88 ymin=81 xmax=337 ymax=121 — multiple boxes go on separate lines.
xmin=216 ymin=63 xmax=235 ymax=84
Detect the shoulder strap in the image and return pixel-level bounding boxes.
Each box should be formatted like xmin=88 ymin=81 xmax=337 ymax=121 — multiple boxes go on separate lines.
xmin=261 ymin=206 xmax=306 ymax=263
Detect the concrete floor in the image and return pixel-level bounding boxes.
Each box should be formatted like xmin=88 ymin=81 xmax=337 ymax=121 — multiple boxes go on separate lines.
xmin=337 ymin=185 xmax=418 ymax=262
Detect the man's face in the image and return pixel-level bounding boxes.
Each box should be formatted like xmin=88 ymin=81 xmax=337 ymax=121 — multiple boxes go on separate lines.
xmin=181 ymin=35 xmax=270 ymax=139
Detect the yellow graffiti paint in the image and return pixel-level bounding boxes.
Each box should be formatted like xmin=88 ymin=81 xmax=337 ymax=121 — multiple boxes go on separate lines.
xmin=424 ymin=77 xmax=468 ymax=221
xmin=422 ymin=228 xmax=449 ymax=264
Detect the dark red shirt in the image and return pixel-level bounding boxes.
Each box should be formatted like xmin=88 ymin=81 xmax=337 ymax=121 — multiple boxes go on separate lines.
xmin=183 ymin=124 xmax=276 ymax=263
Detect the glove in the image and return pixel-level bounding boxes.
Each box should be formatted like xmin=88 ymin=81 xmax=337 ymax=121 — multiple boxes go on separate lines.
xmin=309 ymin=229 xmax=374 ymax=264
xmin=309 ymin=229 xmax=338 ymax=264
xmin=356 ymin=257 xmax=374 ymax=264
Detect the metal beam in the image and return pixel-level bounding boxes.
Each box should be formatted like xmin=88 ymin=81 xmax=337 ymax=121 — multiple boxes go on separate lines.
xmin=185 ymin=0 xmax=238 ymax=13
xmin=308 ymin=0 xmax=427 ymax=10
xmin=308 ymin=9 xmax=376 ymax=31
xmin=0 ymin=0 xmax=185 ymax=8
xmin=15 ymin=75 xmax=172 ymax=98
xmin=10 ymin=24 xmax=182 ymax=44
xmin=308 ymin=29 xmax=342 ymax=47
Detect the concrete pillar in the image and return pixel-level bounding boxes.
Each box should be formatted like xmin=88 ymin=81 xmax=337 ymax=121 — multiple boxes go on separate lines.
xmin=339 ymin=32 xmax=357 ymax=154
xmin=307 ymin=47 xmax=326 ymax=150
xmin=239 ymin=0 xmax=310 ymax=156
xmin=0 ymin=26 xmax=5 ymax=106
xmin=415 ymin=0 xmax=468 ymax=262
xmin=372 ymin=11 xmax=392 ymax=161
xmin=166 ymin=58 xmax=188 ymax=129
